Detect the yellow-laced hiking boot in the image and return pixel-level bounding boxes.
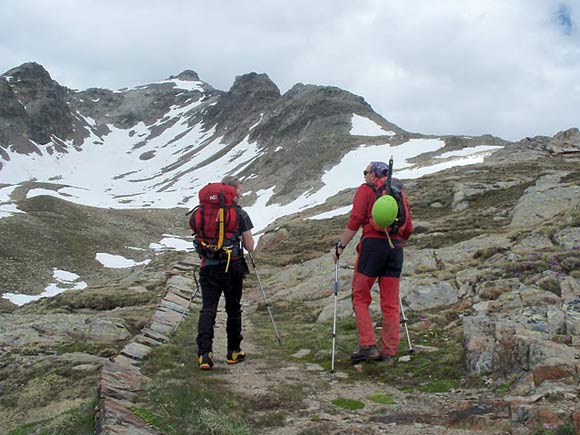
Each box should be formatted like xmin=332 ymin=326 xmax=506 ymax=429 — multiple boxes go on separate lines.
xmin=198 ymin=352 xmax=214 ymax=370
xmin=226 ymin=350 xmax=246 ymax=365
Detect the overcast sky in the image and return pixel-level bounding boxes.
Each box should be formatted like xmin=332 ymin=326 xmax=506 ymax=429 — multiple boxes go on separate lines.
xmin=0 ymin=0 xmax=578 ymax=141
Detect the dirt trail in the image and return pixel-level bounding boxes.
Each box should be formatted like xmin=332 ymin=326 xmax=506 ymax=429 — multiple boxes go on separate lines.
xmin=94 ymin=256 xmax=510 ymax=434
xmin=205 ymin=296 xmax=486 ymax=435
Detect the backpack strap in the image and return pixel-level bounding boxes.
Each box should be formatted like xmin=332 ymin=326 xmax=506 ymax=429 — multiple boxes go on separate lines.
xmin=198 ymin=205 xmax=205 ymax=239
xmin=216 ymin=191 xmax=226 ymax=249
xmin=365 ymin=181 xmax=385 ymax=197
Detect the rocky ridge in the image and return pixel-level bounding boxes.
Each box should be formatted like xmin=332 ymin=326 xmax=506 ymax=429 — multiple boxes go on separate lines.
xmin=0 ymin=62 xmax=505 ymax=204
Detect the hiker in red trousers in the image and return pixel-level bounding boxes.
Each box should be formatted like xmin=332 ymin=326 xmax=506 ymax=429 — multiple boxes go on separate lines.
xmin=333 ymin=161 xmax=413 ymax=365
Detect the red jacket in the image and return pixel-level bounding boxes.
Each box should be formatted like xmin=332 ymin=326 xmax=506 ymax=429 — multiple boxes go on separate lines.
xmin=347 ymin=178 xmax=413 ymax=242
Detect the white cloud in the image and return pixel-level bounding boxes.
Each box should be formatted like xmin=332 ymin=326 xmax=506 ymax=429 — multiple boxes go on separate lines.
xmin=0 ymin=1 xmax=578 ymax=140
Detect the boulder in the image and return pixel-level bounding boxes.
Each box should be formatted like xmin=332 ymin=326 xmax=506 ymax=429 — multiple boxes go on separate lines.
xmin=510 ymin=173 xmax=580 ymax=228
xmin=545 ymin=128 xmax=580 ymax=154
xmin=553 ymin=227 xmax=580 ymax=250
xmin=401 ymin=278 xmax=459 ymax=310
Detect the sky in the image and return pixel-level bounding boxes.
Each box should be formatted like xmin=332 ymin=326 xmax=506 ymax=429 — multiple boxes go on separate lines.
xmin=0 ymin=1 xmax=578 ymax=141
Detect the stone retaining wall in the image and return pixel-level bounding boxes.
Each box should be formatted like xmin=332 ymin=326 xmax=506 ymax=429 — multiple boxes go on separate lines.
xmin=95 ymin=256 xmax=200 ymax=434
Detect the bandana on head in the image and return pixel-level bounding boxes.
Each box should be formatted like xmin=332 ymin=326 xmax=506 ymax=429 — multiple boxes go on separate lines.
xmin=370 ymin=161 xmax=389 ymax=178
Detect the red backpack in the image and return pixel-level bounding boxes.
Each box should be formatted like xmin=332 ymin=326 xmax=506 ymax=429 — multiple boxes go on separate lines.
xmin=188 ymin=183 xmax=239 ymax=267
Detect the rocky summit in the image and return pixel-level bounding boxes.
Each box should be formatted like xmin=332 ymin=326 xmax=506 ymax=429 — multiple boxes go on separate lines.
xmin=0 ymin=62 xmax=579 ymax=435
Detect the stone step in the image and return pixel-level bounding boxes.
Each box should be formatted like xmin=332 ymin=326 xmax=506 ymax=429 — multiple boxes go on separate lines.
xmin=173 ymin=263 xmax=195 ymax=272
xmin=98 ymin=396 xmax=160 ymax=435
xmin=165 ymin=289 xmax=193 ymax=306
xmin=121 ymin=342 xmax=152 ymax=361
xmin=134 ymin=334 xmax=164 ymax=347
xmin=160 ymin=298 xmax=190 ymax=314
xmin=142 ymin=328 xmax=169 ymax=344
xmin=166 ymin=286 xmax=194 ymax=302
xmin=151 ymin=306 xmax=181 ymax=327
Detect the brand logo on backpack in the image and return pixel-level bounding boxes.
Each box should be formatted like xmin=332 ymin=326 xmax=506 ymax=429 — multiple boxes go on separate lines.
xmin=187 ymin=183 xmax=239 ymax=271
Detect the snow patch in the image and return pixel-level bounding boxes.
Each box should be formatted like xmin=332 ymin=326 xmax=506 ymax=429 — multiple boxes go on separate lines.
xmin=2 ymin=268 xmax=87 ymax=306
xmin=436 ymin=145 xmax=503 ymax=159
xmin=96 ymin=253 xmax=151 ymax=268
xmin=155 ymin=79 xmax=205 ymax=92
xmin=307 ymin=205 xmax=352 ymax=220
xmin=149 ymin=235 xmax=192 ymax=252
xmin=350 ymin=114 xmax=395 ymax=137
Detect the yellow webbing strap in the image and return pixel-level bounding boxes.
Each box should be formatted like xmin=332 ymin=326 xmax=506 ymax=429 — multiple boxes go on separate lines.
xmin=385 ymin=229 xmax=395 ymax=249
xmin=217 ymin=207 xmax=225 ymax=249
xmin=199 ymin=241 xmax=233 ymax=272
xmin=224 ymin=247 xmax=232 ymax=273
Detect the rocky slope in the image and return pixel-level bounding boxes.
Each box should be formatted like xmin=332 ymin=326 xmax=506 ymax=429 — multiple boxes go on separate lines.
xmin=0 ymin=130 xmax=578 ymax=434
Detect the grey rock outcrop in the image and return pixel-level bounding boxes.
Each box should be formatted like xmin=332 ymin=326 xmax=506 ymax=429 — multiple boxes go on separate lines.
xmin=170 ymin=69 xmax=201 ymax=81
xmin=402 ymin=278 xmax=459 ymax=310
xmin=546 ymin=128 xmax=580 ymax=154
xmin=2 ymin=62 xmax=75 ymax=149
xmin=510 ymin=172 xmax=580 ymax=227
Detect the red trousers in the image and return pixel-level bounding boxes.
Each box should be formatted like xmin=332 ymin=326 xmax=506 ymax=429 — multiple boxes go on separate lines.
xmin=352 ymin=268 xmax=400 ymax=356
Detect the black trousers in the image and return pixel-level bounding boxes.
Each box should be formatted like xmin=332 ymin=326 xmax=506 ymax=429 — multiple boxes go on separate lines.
xmin=196 ymin=260 xmax=245 ymax=355
xmin=356 ymin=237 xmax=404 ymax=277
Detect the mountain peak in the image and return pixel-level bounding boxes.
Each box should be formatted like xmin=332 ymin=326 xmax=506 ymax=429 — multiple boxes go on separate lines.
xmin=229 ymin=72 xmax=280 ymax=98
xmin=168 ymin=70 xmax=201 ymax=82
xmin=2 ymin=62 xmax=54 ymax=83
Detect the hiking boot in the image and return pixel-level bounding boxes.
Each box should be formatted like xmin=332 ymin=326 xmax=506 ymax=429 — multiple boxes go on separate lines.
xmin=378 ymin=354 xmax=397 ymax=367
xmin=226 ymin=349 xmax=246 ymax=365
xmin=350 ymin=346 xmax=380 ymax=363
xmin=198 ymin=352 xmax=214 ymax=370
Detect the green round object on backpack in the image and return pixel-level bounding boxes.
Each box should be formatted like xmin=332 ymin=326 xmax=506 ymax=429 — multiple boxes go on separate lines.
xmin=372 ymin=195 xmax=399 ymax=228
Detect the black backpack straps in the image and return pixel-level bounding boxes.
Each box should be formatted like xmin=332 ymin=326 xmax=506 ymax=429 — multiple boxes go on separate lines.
xmin=198 ymin=205 xmax=205 ymax=240
xmin=390 ymin=178 xmax=404 ymax=193
xmin=388 ymin=182 xmax=407 ymax=235
xmin=365 ymin=182 xmax=384 ymax=197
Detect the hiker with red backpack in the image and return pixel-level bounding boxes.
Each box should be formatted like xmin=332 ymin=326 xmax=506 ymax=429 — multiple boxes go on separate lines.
xmin=333 ymin=160 xmax=413 ymax=366
xmin=189 ymin=176 xmax=254 ymax=370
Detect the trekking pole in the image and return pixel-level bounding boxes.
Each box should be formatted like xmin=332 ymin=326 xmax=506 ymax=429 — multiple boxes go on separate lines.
xmin=399 ymin=292 xmax=414 ymax=353
xmin=248 ymin=252 xmax=283 ymax=346
xmin=172 ymin=269 xmax=201 ymax=335
xmin=330 ymin=259 xmax=339 ymax=374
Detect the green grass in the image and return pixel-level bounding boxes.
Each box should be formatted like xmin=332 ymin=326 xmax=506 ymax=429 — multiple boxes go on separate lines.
xmin=368 ymin=393 xmax=396 ymax=405
xmin=252 ymin=301 xmax=467 ymax=395
xmin=137 ymin=309 xmax=311 ymax=434
xmin=137 ymin=316 xmax=252 ymax=434
xmin=330 ymin=398 xmax=365 ymax=410
xmin=534 ymin=423 xmax=576 ymax=435
xmin=8 ymin=397 xmax=96 ymax=435
xmin=417 ymin=379 xmax=460 ymax=393
xmin=251 ymin=300 xmax=468 ymax=392
xmin=131 ymin=406 xmax=163 ymax=427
